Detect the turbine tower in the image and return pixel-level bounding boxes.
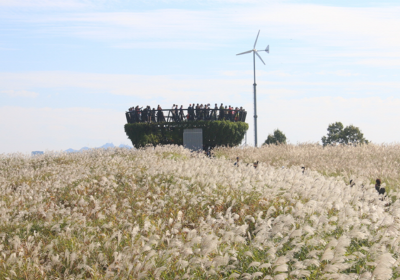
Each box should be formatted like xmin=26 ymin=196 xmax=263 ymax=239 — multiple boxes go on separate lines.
xmin=236 ymin=30 xmax=269 ymax=147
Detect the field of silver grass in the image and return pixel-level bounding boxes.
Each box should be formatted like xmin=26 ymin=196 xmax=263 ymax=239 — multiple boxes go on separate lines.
xmin=215 ymin=144 xmax=400 ymax=194
xmin=1 ymin=145 xmax=400 ymax=279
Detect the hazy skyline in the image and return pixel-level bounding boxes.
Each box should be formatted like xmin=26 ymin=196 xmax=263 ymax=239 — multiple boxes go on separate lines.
xmin=1 ymin=0 xmax=400 ymax=153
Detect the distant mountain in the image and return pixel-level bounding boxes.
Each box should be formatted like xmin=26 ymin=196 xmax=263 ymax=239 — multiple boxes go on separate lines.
xmin=118 ymin=144 xmax=132 ymax=149
xmin=99 ymin=143 xmax=115 ymax=149
xmin=64 ymin=143 xmax=132 ymax=153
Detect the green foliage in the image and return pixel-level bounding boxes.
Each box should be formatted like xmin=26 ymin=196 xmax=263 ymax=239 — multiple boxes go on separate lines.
xmin=321 ymin=122 xmax=369 ymax=146
xmin=124 ymin=121 xmax=249 ymax=149
xmin=322 ymin=122 xmax=344 ymax=145
xmin=263 ymin=129 xmax=287 ymax=145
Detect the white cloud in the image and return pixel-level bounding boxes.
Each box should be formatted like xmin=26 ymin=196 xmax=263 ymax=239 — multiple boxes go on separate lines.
xmin=23 ymin=10 xmax=230 ymax=42
xmin=357 ymin=59 xmax=400 ymax=67
xmin=0 ymin=71 xmax=252 ymax=101
xmin=6 ymin=4 xmax=399 ymax=51
xmin=1 ymin=89 xmax=38 ymax=98
xmin=221 ymin=70 xmax=292 ymax=78
xmin=252 ymin=96 xmax=400 ymax=146
xmin=1 ymin=71 xmax=400 ymax=104
xmin=0 ymin=0 xmax=86 ymax=8
xmin=0 ymin=106 xmax=127 ymax=154
xmin=2 ymin=1 xmax=400 ymax=75
xmin=262 ymin=88 xmax=299 ymax=99
xmin=0 ymin=0 xmax=263 ymax=9
xmin=239 ymin=5 xmax=400 ymax=48
xmin=317 ymin=70 xmax=360 ymax=77
xmin=114 ymin=41 xmax=220 ymax=50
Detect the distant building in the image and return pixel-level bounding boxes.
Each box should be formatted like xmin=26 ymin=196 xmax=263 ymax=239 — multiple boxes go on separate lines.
xmin=32 ymin=151 xmax=44 ymax=156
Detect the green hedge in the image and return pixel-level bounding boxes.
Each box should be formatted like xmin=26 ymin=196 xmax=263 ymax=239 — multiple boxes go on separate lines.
xmin=124 ymin=121 xmax=249 ymax=149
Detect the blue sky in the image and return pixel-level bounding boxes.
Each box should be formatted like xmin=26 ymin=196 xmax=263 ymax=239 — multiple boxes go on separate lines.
xmin=1 ymin=0 xmax=400 ymax=153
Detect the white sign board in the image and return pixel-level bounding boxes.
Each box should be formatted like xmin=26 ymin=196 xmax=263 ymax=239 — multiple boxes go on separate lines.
xmin=183 ymin=128 xmax=203 ymax=151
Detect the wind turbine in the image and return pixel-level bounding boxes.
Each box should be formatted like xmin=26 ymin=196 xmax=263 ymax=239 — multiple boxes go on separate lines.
xmin=236 ymin=30 xmax=269 ymax=147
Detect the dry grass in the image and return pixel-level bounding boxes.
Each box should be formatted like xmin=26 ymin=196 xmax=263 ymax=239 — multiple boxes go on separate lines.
xmin=0 ymin=145 xmax=399 ymax=279
xmin=215 ymin=143 xmax=400 ymax=192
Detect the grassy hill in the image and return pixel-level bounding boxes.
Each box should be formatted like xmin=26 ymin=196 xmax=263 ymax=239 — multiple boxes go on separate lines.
xmin=0 ymin=145 xmax=399 ymax=279
xmin=215 ymin=143 xmax=400 ymax=195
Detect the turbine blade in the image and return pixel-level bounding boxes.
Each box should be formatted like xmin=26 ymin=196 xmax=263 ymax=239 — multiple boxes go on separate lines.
xmin=255 ymin=51 xmax=265 ymax=65
xmin=253 ymin=30 xmax=260 ymax=49
xmin=236 ymin=50 xmax=253 ymax=56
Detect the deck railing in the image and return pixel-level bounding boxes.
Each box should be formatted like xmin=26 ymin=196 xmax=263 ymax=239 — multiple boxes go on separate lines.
xmin=125 ymin=108 xmax=247 ymax=124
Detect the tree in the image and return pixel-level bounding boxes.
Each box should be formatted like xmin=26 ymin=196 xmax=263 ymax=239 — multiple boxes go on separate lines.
xmin=321 ymin=122 xmax=344 ymax=146
xmin=341 ymin=125 xmax=369 ymax=145
xmin=321 ymin=122 xmax=368 ymax=146
xmin=263 ymin=129 xmax=287 ymax=145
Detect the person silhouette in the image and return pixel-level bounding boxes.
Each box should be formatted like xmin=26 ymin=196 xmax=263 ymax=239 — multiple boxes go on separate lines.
xmin=179 ymin=105 xmax=184 ymax=121
xmin=234 ymin=157 xmax=239 ymax=167
xmin=375 ymin=179 xmax=385 ymax=195
xmin=219 ymin=103 xmax=224 ymax=120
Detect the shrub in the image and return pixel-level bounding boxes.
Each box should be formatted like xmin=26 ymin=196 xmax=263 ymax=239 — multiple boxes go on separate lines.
xmin=263 ymin=129 xmax=287 ymax=145
xmin=124 ymin=120 xmax=249 ymax=149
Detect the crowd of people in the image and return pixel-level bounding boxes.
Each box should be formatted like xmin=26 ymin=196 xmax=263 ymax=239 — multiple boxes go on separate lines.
xmin=126 ymin=103 xmax=247 ymax=123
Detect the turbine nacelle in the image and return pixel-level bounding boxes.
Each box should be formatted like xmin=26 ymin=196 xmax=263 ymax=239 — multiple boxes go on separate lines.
xmin=259 ymin=45 xmax=269 ymax=53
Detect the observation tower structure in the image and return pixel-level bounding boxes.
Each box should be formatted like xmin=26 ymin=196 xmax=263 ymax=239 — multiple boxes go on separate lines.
xmin=124 ymin=105 xmax=248 ymax=150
